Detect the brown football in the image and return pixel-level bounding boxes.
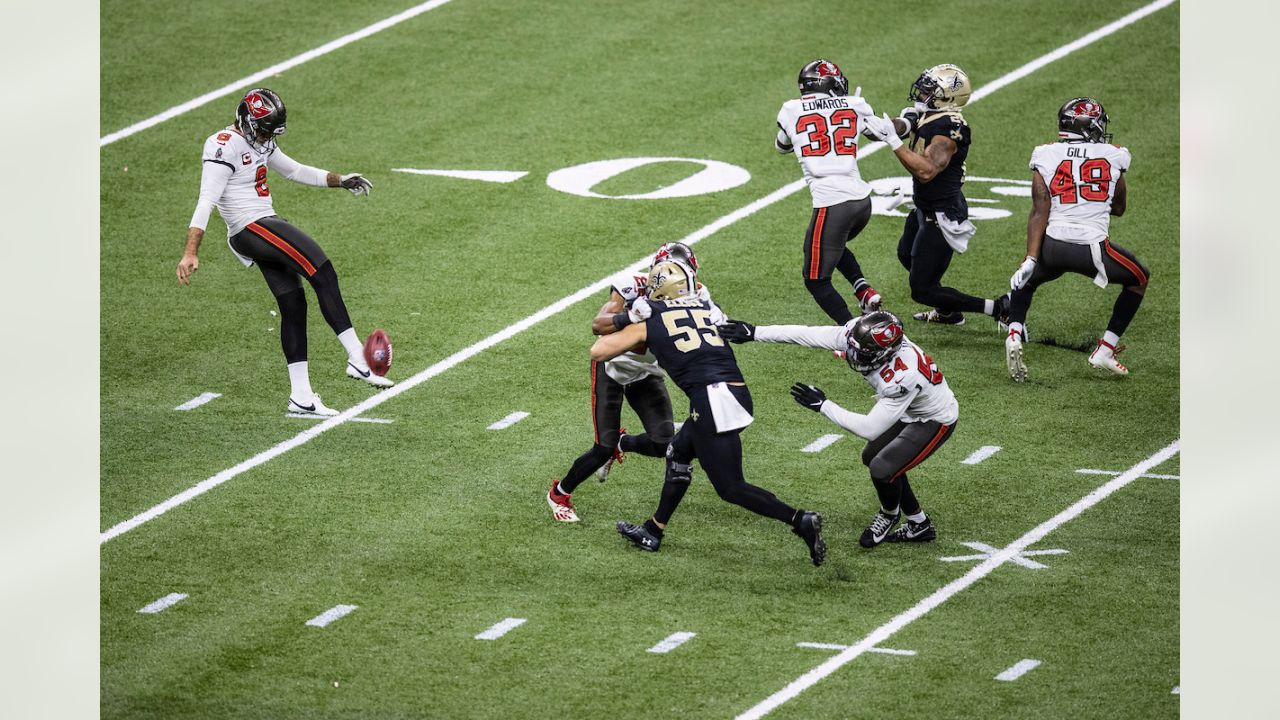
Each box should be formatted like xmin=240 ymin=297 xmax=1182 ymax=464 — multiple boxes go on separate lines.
xmin=363 ymin=329 xmax=393 ymax=377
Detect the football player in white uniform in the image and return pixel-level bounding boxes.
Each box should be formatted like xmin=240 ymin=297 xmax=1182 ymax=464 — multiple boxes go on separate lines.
xmin=546 ymin=243 xmax=727 ymax=522
xmin=775 ymin=59 xmax=883 ymax=324
xmin=1004 ymin=98 xmax=1149 ymax=380
xmin=863 ymin=65 xmax=1009 ymax=327
xmin=176 ymin=88 xmax=389 ymax=417
xmin=721 ymin=311 xmax=958 ymax=546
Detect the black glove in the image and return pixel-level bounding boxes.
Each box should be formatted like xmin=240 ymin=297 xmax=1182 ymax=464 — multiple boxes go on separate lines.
xmin=719 ymin=319 xmax=756 ymax=343
xmin=790 ymin=382 xmax=826 ymax=412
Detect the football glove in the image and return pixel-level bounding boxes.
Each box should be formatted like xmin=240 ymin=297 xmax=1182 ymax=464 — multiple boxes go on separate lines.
xmin=899 ymin=106 xmax=921 ymax=132
xmin=790 ymin=382 xmax=827 ymax=412
xmin=870 ymin=113 xmax=903 ymax=150
xmin=708 ymin=303 xmax=727 ymax=326
xmin=1010 ymin=256 xmax=1038 ymax=290
xmin=719 ymin=320 xmax=756 ymax=343
xmin=340 ymin=173 xmax=373 ymax=196
xmin=628 ymin=296 xmax=653 ymax=324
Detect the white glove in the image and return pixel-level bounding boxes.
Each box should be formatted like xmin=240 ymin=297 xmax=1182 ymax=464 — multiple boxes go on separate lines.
xmin=877 ymin=113 xmax=903 ymax=150
xmin=1010 ymin=256 xmax=1038 ymax=290
xmin=708 ymin=303 xmax=727 ymax=326
xmin=628 ymin=296 xmax=653 ymax=324
xmin=339 ymin=173 xmax=373 ymax=196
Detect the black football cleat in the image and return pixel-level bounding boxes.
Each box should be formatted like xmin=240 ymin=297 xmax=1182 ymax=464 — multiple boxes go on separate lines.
xmin=859 ymin=509 xmax=901 ymax=548
xmin=792 ymin=511 xmax=827 ymax=567
xmin=886 ymin=517 xmax=937 ymax=543
xmin=992 ymin=293 xmax=1012 ymax=327
xmin=616 ymin=521 xmax=661 ymax=552
xmin=912 ymin=309 xmax=965 ymax=325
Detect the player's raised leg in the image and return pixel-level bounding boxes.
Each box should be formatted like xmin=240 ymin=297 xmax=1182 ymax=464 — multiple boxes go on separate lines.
xmin=1090 ymin=241 xmax=1150 ymax=375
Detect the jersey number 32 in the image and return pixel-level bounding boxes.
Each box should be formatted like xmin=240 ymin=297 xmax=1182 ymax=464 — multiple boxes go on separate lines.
xmin=796 ymin=111 xmax=858 ymax=157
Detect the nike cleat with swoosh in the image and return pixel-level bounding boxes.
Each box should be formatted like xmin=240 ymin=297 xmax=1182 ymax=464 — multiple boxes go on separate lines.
xmin=347 ymin=361 xmax=394 ymax=388
xmin=288 ymin=394 xmax=339 ymax=417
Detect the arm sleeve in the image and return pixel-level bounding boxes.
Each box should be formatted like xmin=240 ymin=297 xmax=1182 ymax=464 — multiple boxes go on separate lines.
xmin=776 ymin=125 xmax=793 ymax=154
xmin=849 ymin=96 xmax=875 ymax=118
xmin=189 ymin=160 xmax=233 ymax=230
xmin=267 ymin=147 xmax=330 ymax=187
xmin=754 ymin=324 xmax=846 ymax=351
xmin=819 ymin=393 xmax=914 ymax=440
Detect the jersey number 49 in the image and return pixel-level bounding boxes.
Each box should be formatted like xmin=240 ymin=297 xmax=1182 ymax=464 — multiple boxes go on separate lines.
xmin=1049 ymin=158 xmax=1111 ymax=204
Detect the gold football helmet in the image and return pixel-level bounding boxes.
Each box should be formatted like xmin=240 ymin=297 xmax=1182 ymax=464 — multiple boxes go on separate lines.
xmin=910 ymin=64 xmax=972 ymax=110
xmin=647 ymin=261 xmax=695 ymax=301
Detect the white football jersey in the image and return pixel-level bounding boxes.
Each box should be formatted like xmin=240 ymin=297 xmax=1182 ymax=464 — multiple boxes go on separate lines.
xmin=1030 ymin=141 xmax=1131 ymax=244
xmin=199 ymin=128 xmax=278 ymax=236
xmin=776 ymin=93 xmax=875 ymax=207
xmin=865 ymin=339 xmax=958 ymax=425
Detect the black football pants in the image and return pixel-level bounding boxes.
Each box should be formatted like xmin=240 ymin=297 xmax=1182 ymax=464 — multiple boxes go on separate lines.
xmin=896 ymin=209 xmax=989 ymax=315
xmin=229 ymin=216 xmax=354 ymax=364
xmin=802 ymin=197 xmax=873 ymax=324
xmin=861 ymin=419 xmax=956 ymax=516
xmin=1008 ymin=235 xmax=1150 ymax=337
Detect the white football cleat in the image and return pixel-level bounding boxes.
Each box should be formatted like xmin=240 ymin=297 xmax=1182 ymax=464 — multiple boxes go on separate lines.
xmin=347 ymin=361 xmax=394 ymax=388
xmin=1088 ymin=340 xmax=1129 ymax=376
xmin=288 ymin=393 xmax=339 ymax=417
xmin=547 ymin=481 xmax=580 ymax=522
xmin=1006 ymin=332 xmax=1028 ymax=382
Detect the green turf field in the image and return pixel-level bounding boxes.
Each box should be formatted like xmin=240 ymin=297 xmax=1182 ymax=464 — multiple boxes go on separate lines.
xmin=100 ymin=0 xmax=1180 ymax=717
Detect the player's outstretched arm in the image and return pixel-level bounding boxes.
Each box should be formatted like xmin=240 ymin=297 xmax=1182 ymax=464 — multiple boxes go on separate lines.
xmin=591 ymin=291 xmax=629 ymax=336
xmin=812 ymin=391 xmax=912 ymax=440
xmin=753 ymin=324 xmax=846 ymax=350
xmin=590 ymin=322 xmax=647 ymax=362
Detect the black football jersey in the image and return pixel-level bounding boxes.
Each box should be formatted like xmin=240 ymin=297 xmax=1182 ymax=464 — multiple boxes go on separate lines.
xmin=644 ymin=297 xmax=744 ymax=395
xmin=909 ymin=111 xmax=970 ymax=217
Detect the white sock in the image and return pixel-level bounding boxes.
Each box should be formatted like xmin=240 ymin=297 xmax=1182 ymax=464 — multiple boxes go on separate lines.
xmin=881 ymin=505 xmax=900 ymax=516
xmin=907 ymin=511 xmax=927 ymax=524
xmin=983 ymin=299 xmax=995 ymax=316
xmin=1008 ymin=322 xmax=1025 ymax=338
xmin=1102 ymin=330 xmax=1121 ymax=348
xmin=287 ymin=361 xmax=313 ymax=399
xmin=337 ymin=328 xmax=365 ymax=366
xmin=555 ymin=481 xmax=570 ymax=497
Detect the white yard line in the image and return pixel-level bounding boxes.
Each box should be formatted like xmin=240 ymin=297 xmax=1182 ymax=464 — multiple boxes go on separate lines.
xmin=305 ymin=604 xmax=359 ymax=628
xmin=100 ymin=0 xmax=456 ymax=146
xmin=475 ymin=617 xmax=526 ymax=640
xmin=648 ymin=632 xmax=697 ymax=654
xmin=100 ymin=0 xmax=1174 ymax=546
xmin=174 ymin=392 xmax=221 ymax=411
xmin=1077 ymin=468 xmax=1179 ymax=480
xmin=800 ymin=434 xmax=843 ymax=454
xmin=137 ymin=593 xmax=188 ymax=614
xmin=961 ymin=446 xmax=1002 ymax=465
xmin=735 ymin=437 xmax=1179 ymax=720
xmin=487 ymin=411 xmax=530 ymax=430
xmin=796 ymin=643 xmax=916 ymax=656
xmin=995 ymin=659 xmax=1042 ymax=682
xmin=392 ymin=168 xmax=529 ymax=183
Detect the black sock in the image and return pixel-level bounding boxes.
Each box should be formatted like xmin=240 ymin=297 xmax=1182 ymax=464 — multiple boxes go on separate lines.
xmin=1107 ymin=288 xmax=1145 ymax=337
xmin=558 ymin=444 xmax=614 ymax=495
xmin=620 ymin=433 xmax=669 ymax=458
xmin=898 ymin=476 xmax=922 ymax=516
xmin=804 ymin=278 xmax=855 ymax=324
xmin=274 ymin=287 xmax=308 ymax=364
xmin=872 ymin=478 xmax=902 ymax=512
xmin=643 ymin=518 xmax=664 ymax=537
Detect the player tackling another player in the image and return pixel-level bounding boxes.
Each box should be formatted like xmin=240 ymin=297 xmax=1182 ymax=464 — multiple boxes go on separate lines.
xmin=177 ymin=88 xmax=392 ymax=416
xmin=1004 ymin=97 xmax=1149 ymax=380
xmin=592 ymin=262 xmax=827 ymax=567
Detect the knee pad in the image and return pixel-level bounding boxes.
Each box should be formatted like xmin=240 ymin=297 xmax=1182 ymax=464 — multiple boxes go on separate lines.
xmin=664 ymin=452 xmax=694 ymax=485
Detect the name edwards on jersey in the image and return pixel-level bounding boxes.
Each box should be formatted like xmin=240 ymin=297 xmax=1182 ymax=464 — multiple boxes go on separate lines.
xmin=800 ymin=96 xmax=851 ymax=112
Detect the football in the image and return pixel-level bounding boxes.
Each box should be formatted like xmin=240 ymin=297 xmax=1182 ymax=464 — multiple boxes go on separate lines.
xmin=363 ymin=329 xmax=393 ymax=376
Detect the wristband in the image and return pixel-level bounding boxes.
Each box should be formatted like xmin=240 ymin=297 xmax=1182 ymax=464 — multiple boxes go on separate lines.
xmin=611 ymin=313 xmax=632 ymax=331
